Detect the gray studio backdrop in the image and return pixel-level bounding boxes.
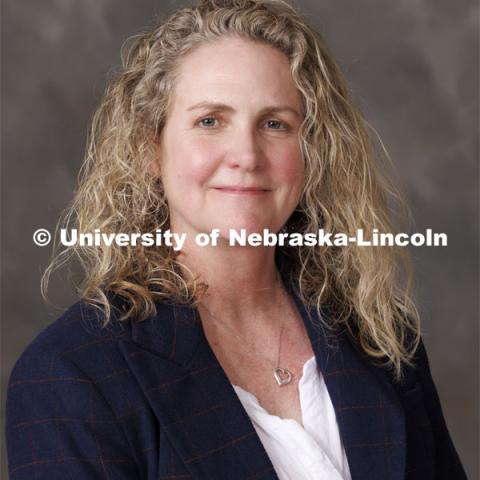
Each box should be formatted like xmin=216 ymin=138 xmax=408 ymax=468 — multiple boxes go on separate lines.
xmin=2 ymin=0 xmax=478 ymax=477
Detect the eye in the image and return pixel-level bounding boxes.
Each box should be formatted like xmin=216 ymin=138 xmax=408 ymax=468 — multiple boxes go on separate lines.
xmin=265 ymin=119 xmax=287 ymax=130
xmin=198 ymin=117 xmax=218 ymax=128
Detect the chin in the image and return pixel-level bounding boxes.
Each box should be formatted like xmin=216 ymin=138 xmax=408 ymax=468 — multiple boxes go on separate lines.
xmin=199 ymin=211 xmax=283 ymax=238
xmin=214 ymin=222 xmax=277 ymax=237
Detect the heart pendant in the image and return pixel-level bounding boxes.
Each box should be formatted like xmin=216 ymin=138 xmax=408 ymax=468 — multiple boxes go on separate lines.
xmin=273 ymin=367 xmax=293 ymax=386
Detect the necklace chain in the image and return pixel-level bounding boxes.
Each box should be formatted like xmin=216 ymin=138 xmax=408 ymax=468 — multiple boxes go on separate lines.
xmin=198 ymin=272 xmax=294 ymax=386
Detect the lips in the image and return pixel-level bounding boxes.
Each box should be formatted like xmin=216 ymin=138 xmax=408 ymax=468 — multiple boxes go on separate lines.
xmin=213 ymin=186 xmax=270 ymax=195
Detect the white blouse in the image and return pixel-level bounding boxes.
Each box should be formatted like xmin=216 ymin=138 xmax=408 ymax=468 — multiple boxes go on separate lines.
xmin=232 ymin=355 xmax=352 ymax=480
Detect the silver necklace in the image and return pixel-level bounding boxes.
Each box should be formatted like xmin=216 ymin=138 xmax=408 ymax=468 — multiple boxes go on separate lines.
xmin=198 ymin=277 xmax=294 ymax=387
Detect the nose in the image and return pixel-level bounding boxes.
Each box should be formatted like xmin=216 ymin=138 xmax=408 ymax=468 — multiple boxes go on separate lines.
xmin=225 ymin=125 xmax=264 ymax=171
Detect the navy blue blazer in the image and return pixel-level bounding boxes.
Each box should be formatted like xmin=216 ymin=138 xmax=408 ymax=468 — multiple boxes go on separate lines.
xmin=6 ymin=272 xmax=467 ymax=479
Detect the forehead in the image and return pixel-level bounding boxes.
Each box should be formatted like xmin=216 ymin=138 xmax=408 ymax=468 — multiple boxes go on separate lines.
xmin=170 ymin=36 xmax=302 ymax=111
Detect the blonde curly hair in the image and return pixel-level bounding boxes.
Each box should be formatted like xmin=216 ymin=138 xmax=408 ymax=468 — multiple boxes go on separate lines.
xmin=43 ymin=0 xmax=420 ymax=380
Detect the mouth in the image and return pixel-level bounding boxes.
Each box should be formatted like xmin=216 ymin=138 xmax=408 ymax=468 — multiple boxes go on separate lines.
xmin=213 ymin=187 xmax=271 ymax=195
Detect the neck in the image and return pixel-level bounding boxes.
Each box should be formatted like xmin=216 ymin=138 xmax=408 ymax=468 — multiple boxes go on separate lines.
xmin=175 ymin=232 xmax=284 ymax=330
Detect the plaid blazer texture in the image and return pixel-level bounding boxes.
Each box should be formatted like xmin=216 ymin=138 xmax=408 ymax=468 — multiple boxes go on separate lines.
xmin=6 ymin=266 xmax=467 ymax=479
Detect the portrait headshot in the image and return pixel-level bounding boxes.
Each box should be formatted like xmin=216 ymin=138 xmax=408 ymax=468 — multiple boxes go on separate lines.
xmin=2 ymin=0 xmax=477 ymax=479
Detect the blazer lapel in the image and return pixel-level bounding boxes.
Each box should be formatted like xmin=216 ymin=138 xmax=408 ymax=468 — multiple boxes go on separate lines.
xmin=118 ymin=302 xmax=278 ymax=480
xmin=287 ymin=285 xmax=407 ymax=480
xmin=118 ymin=265 xmax=406 ymax=480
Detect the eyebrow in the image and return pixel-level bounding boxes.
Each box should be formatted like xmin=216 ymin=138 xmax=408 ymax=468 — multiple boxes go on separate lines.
xmin=186 ymin=101 xmax=301 ymax=117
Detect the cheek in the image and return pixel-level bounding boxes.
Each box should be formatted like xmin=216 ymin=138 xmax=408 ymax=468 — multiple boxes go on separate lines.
xmin=168 ymin=140 xmax=220 ymax=188
xmin=274 ymin=147 xmax=304 ymax=190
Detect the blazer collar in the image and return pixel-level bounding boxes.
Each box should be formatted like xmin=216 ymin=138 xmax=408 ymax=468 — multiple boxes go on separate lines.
xmin=119 ymin=262 xmax=406 ymax=480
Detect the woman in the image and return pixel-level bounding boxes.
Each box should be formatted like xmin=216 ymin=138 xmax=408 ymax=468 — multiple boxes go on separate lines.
xmin=6 ymin=0 xmax=466 ymax=479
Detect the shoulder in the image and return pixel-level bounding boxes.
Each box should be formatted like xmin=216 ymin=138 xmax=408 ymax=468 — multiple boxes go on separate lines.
xmin=393 ymin=338 xmax=467 ymax=477
xmin=6 ymin=301 xmax=146 ymax=478
xmin=8 ymin=299 xmax=133 ymax=388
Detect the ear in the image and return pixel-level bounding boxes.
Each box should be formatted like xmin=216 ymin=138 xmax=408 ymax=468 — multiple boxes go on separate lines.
xmin=148 ymin=139 xmax=162 ymax=178
xmin=149 ymin=156 xmax=161 ymax=178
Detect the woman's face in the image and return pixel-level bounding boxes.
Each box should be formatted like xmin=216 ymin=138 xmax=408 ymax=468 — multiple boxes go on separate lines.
xmin=157 ymin=37 xmax=304 ymax=241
